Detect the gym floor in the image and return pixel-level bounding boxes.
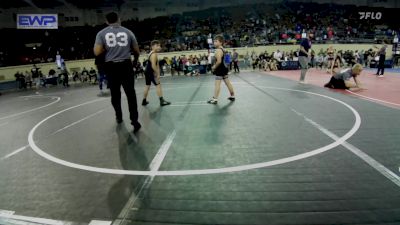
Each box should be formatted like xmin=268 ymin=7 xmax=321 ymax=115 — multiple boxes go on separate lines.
xmin=0 ymin=69 xmax=399 ymax=225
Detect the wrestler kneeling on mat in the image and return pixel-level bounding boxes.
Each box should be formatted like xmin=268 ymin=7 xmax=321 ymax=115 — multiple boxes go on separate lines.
xmin=324 ymin=63 xmax=365 ymax=91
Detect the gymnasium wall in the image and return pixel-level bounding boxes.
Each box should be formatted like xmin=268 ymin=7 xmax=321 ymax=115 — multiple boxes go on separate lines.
xmin=0 ymin=44 xmax=391 ymax=81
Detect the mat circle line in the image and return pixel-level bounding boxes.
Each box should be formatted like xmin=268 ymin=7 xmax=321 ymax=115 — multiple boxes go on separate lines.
xmin=28 ymin=85 xmax=361 ymax=176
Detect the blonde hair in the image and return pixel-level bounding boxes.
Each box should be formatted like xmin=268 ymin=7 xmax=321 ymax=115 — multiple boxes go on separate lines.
xmin=352 ymin=63 xmax=363 ymax=74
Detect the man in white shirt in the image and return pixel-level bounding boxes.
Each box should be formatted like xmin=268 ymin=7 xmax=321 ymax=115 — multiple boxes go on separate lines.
xmin=273 ymin=50 xmax=282 ymax=61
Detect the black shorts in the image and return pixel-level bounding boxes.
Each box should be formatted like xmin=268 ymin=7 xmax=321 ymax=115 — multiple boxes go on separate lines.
xmin=213 ymin=65 xmax=228 ymax=77
xmin=145 ymin=72 xmax=159 ymax=86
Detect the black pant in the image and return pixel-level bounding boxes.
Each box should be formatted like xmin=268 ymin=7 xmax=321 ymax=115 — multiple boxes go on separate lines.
xmin=253 ymin=62 xmax=257 ymax=70
xmin=89 ymin=74 xmax=97 ymax=82
xmin=17 ymin=78 xmax=26 ymax=89
xmin=105 ymin=60 xmax=139 ymax=125
xmin=62 ymin=74 xmax=69 ymax=87
xmin=233 ymin=61 xmax=240 ymax=72
xmin=376 ymin=55 xmax=385 ymax=75
xmin=159 ymin=65 xmax=165 ymax=76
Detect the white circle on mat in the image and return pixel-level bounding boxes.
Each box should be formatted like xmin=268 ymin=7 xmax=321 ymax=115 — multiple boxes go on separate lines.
xmin=28 ymin=86 xmax=361 ymax=176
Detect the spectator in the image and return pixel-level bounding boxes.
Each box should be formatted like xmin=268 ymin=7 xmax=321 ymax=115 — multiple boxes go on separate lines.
xmin=133 ymin=61 xmax=144 ymax=78
xmin=244 ymin=52 xmax=250 ymax=69
xmin=89 ymin=67 xmax=97 ymax=83
xmin=316 ymin=54 xmax=324 ymax=70
xmin=59 ymin=65 xmax=69 ymax=88
xmin=224 ymin=52 xmax=232 ymax=71
xmin=326 ymin=46 xmax=335 ymax=73
xmin=24 ymin=71 xmax=32 ymax=88
xmin=72 ymin=71 xmax=80 ymax=82
xmin=159 ymin=57 xmax=167 ymax=76
xmin=15 ymin=71 xmax=26 ymax=89
xmin=95 ymin=53 xmax=107 ymax=94
xmin=81 ymin=67 xmax=89 ymax=82
xmin=232 ymin=49 xmax=240 ymax=73
xmin=0 ymin=1 xmax=397 ymax=67
xmin=354 ymin=50 xmax=361 ymax=64
xmin=273 ymin=50 xmax=282 ymax=61
xmin=330 ymin=53 xmax=343 ymax=75
xmin=374 ymin=44 xmax=387 ymax=77
xmin=31 ymin=65 xmax=41 ymax=89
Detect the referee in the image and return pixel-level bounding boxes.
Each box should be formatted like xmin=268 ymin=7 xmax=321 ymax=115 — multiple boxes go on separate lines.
xmin=93 ymin=12 xmax=141 ymax=132
xmin=374 ymin=44 xmax=387 ymax=77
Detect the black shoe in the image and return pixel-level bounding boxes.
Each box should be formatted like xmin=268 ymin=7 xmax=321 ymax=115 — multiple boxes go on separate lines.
xmin=142 ymin=99 xmax=149 ymax=106
xmin=228 ymin=96 xmax=235 ymax=101
xmin=160 ymin=99 xmax=171 ymax=106
xmin=116 ymin=118 xmax=123 ymax=124
xmin=133 ymin=122 xmax=141 ymax=133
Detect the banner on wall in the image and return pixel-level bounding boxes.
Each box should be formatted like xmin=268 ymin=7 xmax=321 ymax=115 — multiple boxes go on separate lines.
xmin=17 ymin=14 xmax=58 ymax=29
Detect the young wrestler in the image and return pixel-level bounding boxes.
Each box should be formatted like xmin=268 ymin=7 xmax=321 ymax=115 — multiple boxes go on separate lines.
xmin=324 ymin=63 xmax=364 ymax=90
xmin=142 ymin=40 xmax=171 ymax=106
xmin=207 ymin=35 xmax=235 ymax=104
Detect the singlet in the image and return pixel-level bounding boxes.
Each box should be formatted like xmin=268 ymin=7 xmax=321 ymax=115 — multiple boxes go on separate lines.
xmin=214 ymin=48 xmax=228 ymax=76
xmin=145 ymin=51 xmax=157 ymax=76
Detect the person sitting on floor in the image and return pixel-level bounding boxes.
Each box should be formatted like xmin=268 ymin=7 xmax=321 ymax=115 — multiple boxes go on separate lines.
xmin=316 ymin=54 xmax=324 ymax=70
xmin=15 ymin=71 xmax=26 ymax=89
xmin=324 ymin=63 xmax=364 ymax=90
xmin=81 ymin=67 xmax=89 ymax=82
xmin=89 ymin=67 xmax=97 ymax=83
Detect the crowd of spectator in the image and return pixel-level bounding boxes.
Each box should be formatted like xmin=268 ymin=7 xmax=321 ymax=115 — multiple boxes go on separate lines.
xmin=135 ymin=46 xmax=390 ymax=77
xmin=244 ymin=46 xmax=389 ymax=73
xmin=13 ymin=64 xmax=104 ymax=90
xmin=11 ymin=43 xmax=396 ymax=92
xmin=0 ymin=1 xmax=398 ymax=67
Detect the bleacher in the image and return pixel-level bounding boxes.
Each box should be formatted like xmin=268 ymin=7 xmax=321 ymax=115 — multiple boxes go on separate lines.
xmin=0 ymin=1 xmax=398 ymax=68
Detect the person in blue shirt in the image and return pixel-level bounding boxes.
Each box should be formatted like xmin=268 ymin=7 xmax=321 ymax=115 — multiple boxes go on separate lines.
xmin=224 ymin=51 xmax=231 ymax=72
xmin=298 ymin=32 xmax=313 ymax=83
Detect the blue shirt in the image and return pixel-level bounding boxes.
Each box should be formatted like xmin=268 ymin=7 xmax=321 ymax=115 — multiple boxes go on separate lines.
xmin=225 ymin=53 xmax=231 ymax=64
xmin=299 ymin=38 xmax=311 ymax=57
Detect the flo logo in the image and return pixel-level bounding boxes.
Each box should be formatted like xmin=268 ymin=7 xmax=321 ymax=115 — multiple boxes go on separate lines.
xmin=359 ymin=12 xmax=382 ymax=20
